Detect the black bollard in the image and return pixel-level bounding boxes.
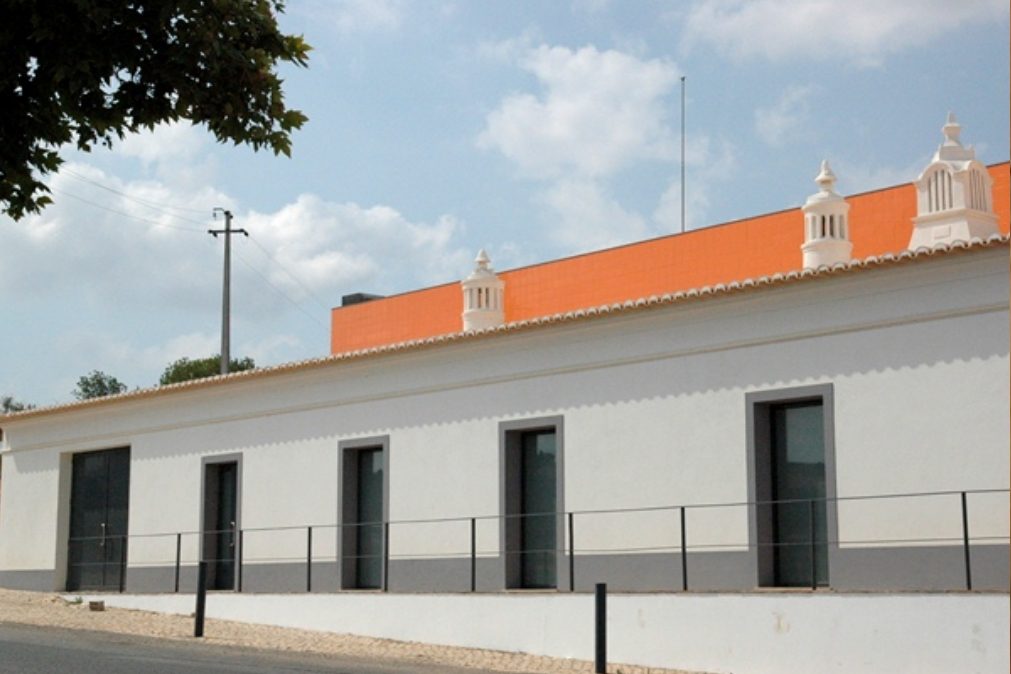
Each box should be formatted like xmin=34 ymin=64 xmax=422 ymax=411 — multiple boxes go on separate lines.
xmin=194 ymin=561 xmax=207 ymax=637
xmin=595 ymin=583 xmax=607 ymax=674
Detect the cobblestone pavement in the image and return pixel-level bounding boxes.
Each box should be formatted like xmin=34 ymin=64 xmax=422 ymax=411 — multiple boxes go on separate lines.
xmin=0 ymin=589 xmax=701 ymax=674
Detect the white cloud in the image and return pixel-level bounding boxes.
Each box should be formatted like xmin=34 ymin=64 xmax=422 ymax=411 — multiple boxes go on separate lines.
xmin=240 ymin=194 xmax=472 ymax=305
xmin=831 ymin=155 xmax=929 ymax=194
xmin=755 ymin=85 xmax=815 ymax=146
xmin=103 ymin=121 xmax=222 ymax=192
xmin=683 ymin=0 xmax=1008 ymax=65
xmin=146 ymin=332 xmax=222 ymax=368
xmin=479 ymin=41 xmax=743 ymax=250
xmin=135 ymin=331 xmax=303 ymax=375
xmin=115 ymin=122 xmax=207 ymax=165
xmin=0 ymin=162 xmax=226 ymax=305
xmin=653 ymin=135 xmax=737 ymax=231
xmin=47 ymin=329 xmax=303 ymax=399
xmin=0 ymin=158 xmax=473 ymax=403
xmin=478 ymin=45 xmax=679 ymax=179
xmin=542 ymin=180 xmax=650 ymax=251
xmin=45 ymin=330 xmax=221 ymax=400
xmin=541 ymin=133 xmax=738 ymax=252
xmin=476 ymin=29 xmax=543 ymax=63
xmin=304 ymin=0 xmax=405 ymax=34
xmin=0 ymin=165 xmax=471 ymax=319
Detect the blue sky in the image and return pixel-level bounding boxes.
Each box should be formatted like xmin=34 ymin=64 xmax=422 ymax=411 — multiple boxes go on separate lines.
xmin=2 ymin=0 xmax=1009 ymax=406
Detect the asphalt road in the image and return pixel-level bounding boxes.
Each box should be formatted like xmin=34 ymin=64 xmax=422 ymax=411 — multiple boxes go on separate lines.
xmin=0 ymin=623 xmax=510 ymax=674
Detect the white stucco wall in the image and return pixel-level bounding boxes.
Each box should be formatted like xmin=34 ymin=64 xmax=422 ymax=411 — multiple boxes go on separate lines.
xmin=79 ymin=592 xmax=1011 ymax=674
xmin=1 ymin=249 xmax=1008 ymax=580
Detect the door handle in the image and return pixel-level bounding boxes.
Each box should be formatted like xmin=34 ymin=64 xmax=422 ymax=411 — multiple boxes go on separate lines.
xmin=99 ymin=522 xmax=107 ymax=548
xmin=229 ymin=521 xmax=236 ymax=548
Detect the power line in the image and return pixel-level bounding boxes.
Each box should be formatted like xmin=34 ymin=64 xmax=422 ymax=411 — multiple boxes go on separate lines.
xmin=59 ymin=171 xmax=331 ymax=313
xmin=62 ymin=168 xmax=211 ymax=220
xmin=234 ymin=251 xmax=328 ymax=329
xmin=52 ymin=181 xmax=330 ymax=329
xmin=52 ymin=189 xmax=207 ymax=232
xmin=246 ymin=234 xmax=332 ymax=312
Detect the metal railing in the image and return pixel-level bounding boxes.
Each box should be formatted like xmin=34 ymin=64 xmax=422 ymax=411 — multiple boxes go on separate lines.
xmin=65 ymin=488 xmax=1010 ymax=594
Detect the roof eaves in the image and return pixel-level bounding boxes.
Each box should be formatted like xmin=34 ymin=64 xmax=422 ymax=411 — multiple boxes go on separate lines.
xmin=4 ymin=234 xmax=1007 ymax=424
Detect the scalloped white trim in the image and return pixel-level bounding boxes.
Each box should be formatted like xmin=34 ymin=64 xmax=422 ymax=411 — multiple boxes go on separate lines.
xmin=5 ymin=234 xmax=1007 ymax=421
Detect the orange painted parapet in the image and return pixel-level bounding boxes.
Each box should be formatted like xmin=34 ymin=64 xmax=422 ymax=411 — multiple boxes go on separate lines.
xmin=330 ymin=283 xmax=460 ymax=354
xmin=848 ymin=163 xmax=1010 ymax=258
xmin=990 ymin=163 xmax=1010 ymax=233
xmin=331 ymin=163 xmax=1010 ymax=355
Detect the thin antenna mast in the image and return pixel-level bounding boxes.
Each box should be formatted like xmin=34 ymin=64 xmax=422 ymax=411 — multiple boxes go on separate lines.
xmin=680 ymin=75 xmax=686 ymax=234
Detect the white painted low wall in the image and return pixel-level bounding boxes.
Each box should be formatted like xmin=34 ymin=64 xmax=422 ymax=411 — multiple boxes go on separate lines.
xmin=81 ymin=592 xmax=1010 ymax=674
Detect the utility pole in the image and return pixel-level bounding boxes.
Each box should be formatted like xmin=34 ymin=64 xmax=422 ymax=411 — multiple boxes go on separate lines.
xmin=680 ymin=75 xmax=686 ymax=234
xmin=209 ymin=208 xmax=248 ymax=375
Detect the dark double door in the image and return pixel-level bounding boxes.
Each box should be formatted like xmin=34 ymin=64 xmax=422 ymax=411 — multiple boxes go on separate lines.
xmin=67 ymin=448 xmax=130 ymax=592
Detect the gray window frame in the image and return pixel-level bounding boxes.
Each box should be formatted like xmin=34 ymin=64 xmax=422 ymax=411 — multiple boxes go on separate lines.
xmin=746 ymin=384 xmax=839 ymax=588
xmin=338 ymin=435 xmax=390 ymax=590
xmin=499 ymin=415 xmax=566 ymax=591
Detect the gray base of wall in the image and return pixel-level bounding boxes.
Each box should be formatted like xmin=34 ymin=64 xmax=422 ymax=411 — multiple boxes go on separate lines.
xmin=0 ymin=569 xmax=56 ymax=591
xmin=73 ymin=543 xmax=1010 ymax=595
xmin=125 ymin=562 xmax=344 ymax=594
xmin=830 ymin=544 xmax=1009 ymax=591
xmin=570 ymin=551 xmax=753 ymax=592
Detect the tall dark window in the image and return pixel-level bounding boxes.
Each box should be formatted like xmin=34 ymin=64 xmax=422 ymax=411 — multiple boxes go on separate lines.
xmin=749 ymin=386 xmax=835 ymax=589
xmin=354 ymin=448 xmax=384 ymax=589
xmin=770 ymin=402 xmax=828 ymax=586
xmin=520 ymin=430 xmax=558 ymax=588
xmin=502 ymin=419 xmax=562 ymax=590
xmin=202 ymin=460 xmax=239 ymax=591
xmin=341 ymin=439 xmax=387 ymax=590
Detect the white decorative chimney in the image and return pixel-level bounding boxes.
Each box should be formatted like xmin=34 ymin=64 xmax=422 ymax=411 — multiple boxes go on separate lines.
xmin=462 ymin=249 xmax=504 ymax=332
xmin=909 ymin=113 xmax=998 ymax=249
xmin=802 ymin=160 xmax=852 ymax=269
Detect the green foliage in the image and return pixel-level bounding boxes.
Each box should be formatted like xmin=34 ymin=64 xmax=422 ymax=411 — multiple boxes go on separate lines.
xmin=73 ymin=371 xmax=128 ymax=400
xmin=159 ymin=355 xmax=255 ymax=385
xmin=1 ymin=395 xmax=34 ymax=413
xmin=1 ymin=0 xmax=310 ymax=219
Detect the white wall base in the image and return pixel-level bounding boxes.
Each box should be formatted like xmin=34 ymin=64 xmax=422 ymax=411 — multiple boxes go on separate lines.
xmin=79 ymin=592 xmax=1010 ymax=674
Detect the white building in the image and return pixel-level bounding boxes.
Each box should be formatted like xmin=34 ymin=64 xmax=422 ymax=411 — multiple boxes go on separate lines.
xmin=0 ymin=118 xmax=1008 ymax=673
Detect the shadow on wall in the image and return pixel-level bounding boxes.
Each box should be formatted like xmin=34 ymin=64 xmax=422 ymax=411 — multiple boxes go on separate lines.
xmin=9 ymin=281 xmax=1007 ymax=470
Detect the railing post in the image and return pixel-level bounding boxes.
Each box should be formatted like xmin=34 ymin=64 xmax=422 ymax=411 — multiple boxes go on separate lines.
xmin=174 ymin=533 xmax=182 ymax=593
xmin=119 ymin=535 xmax=127 ymax=593
xmin=961 ymin=491 xmax=972 ymax=591
xmin=470 ymin=517 xmax=477 ymax=593
xmin=194 ymin=560 xmax=207 ymax=638
xmin=594 ymin=583 xmax=607 ymax=674
xmin=680 ymin=506 xmax=688 ymax=592
xmin=306 ymin=526 xmax=313 ymax=593
xmin=383 ymin=521 xmax=390 ymax=592
xmin=568 ymin=512 xmax=575 ymax=592
xmin=809 ymin=500 xmax=817 ymax=591
xmin=236 ymin=529 xmax=243 ymax=593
